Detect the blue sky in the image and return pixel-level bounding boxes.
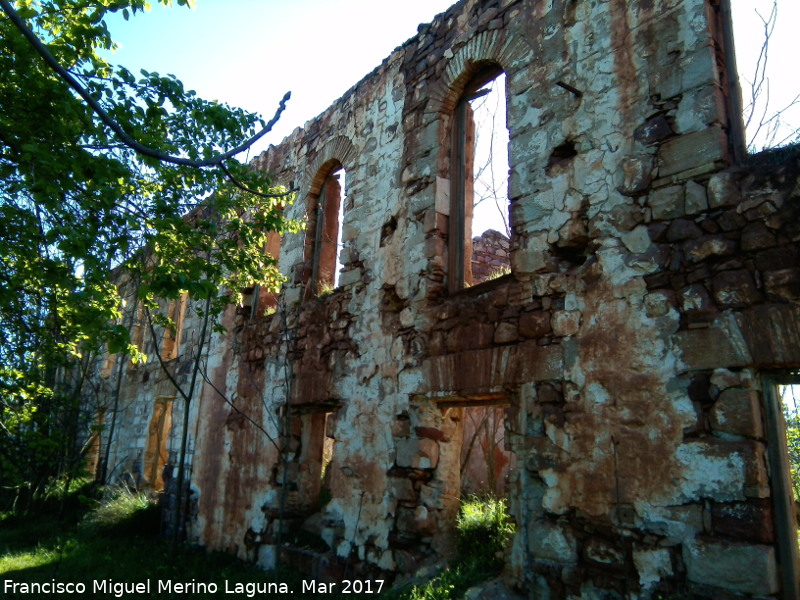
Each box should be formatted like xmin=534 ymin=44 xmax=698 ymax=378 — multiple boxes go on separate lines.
xmin=731 ymin=0 xmax=799 ymax=151
xmin=104 ymin=0 xmax=799 ymax=155
xmin=105 ymin=0 xmax=456 ymax=157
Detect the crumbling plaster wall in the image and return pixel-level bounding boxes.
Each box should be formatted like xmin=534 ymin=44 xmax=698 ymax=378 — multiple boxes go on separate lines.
xmin=96 ymin=0 xmax=800 ymax=597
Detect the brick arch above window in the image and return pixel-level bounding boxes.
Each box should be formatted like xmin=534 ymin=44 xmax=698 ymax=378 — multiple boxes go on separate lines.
xmin=425 ymin=30 xmax=531 ymax=116
xmin=302 ymin=135 xmax=359 ymax=196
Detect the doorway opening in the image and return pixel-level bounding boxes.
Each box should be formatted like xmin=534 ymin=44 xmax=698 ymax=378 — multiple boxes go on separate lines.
xmin=434 ymin=397 xmax=517 ymax=557
xmin=278 ymin=406 xmax=338 ymax=553
xmin=460 ymin=404 xmax=515 ymax=497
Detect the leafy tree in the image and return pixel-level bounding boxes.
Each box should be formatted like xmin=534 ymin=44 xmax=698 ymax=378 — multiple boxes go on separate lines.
xmin=0 ymin=0 xmax=298 ymax=505
xmin=781 ymin=386 xmax=800 ymax=502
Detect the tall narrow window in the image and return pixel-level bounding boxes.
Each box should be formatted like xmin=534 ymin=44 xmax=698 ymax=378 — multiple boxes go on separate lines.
xmin=306 ymin=165 xmax=347 ymax=298
xmin=161 ymin=293 xmax=187 ymax=361
xmin=131 ymin=303 xmax=146 ymax=357
xmin=85 ymin=407 xmax=107 ymax=480
xmin=143 ymin=396 xmax=174 ymax=491
xmin=100 ymin=352 xmax=117 ymax=378
xmin=450 ymin=68 xmax=511 ymax=292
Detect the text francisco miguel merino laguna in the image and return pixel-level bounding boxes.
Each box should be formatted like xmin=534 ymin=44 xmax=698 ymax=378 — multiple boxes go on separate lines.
xmin=5 ymin=578 xmax=385 ymax=596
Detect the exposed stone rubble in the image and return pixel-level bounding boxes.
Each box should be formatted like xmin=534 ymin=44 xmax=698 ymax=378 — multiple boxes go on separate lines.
xmin=90 ymin=0 xmax=800 ymax=598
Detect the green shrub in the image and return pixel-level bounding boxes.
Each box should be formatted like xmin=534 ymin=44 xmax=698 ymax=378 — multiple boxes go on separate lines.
xmin=456 ymin=495 xmax=515 ymax=571
xmin=397 ymin=496 xmax=515 ymax=600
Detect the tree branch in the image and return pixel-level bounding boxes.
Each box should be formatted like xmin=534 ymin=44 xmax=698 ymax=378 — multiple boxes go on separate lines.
xmin=0 ymin=0 xmax=290 ymax=168
xmin=196 ymin=360 xmax=281 ymax=455
xmin=220 ymin=162 xmax=298 ymax=199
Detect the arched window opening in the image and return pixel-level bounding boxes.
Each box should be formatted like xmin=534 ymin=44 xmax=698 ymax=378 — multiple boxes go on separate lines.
xmin=306 ymin=165 xmax=347 ymax=298
xmin=450 ymin=68 xmax=511 ymax=292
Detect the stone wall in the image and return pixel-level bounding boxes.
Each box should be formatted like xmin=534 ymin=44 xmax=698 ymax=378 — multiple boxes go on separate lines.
xmin=92 ymin=0 xmax=800 ymax=597
xmin=472 ymin=229 xmax=511 ymax=284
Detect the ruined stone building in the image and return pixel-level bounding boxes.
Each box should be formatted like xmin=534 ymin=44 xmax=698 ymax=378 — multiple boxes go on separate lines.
xmin=90 ymin=0 xmax=800 ymax=597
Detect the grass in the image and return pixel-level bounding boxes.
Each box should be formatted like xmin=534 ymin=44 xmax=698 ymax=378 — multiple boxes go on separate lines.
xmin=486 ymin=266 xmax=511 ymax=281
xmin=78 ymin=485 xmax=158 ymax=534
xmin=2 ymin=482 xmax=515 ymax=599
xmin=0 ymin=481 xmax=301 ymax=599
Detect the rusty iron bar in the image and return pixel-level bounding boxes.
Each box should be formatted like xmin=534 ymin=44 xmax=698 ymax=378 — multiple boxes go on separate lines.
xmin=556 ymin=81 xmax=583 ymax=98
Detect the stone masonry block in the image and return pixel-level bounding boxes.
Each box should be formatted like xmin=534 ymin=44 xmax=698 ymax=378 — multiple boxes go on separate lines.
xmin=658 ymin=127 xmax=727 ymax=178
xmin=740 ymin=222 xmax=776 ymax=251
xmin=764 ymin=268 xmax=800 ymax=301
xmin=396 ymin=438 xmax=439 ymax=470
xmin=683 ymin=235 xmax=736 ymax=262
xmin=389 ymin=478 xmax=417 ymax=501
xmin=551 ymin=310 xmax=580 ymax=337
xmin=679 ymin=284 xmax=715 ymax=318
xmin=684 ymin=541 xmax=778 ymax=595
xmin=527 ymin=521 xmax=577 ymax=564
xmin=584 ymin=537 xmax=625 ymax=566
xmin=735 ymin=305 xmax=800 ymax=366
xmin=396 ymin=505 xmax=435 ymax=536
xmin=494 ymin=321 xmax=519 ymax=344
xmin=519 ymin=310 xmax=552 ymax=339
xmin=392 ymin=415 xmax=411 ymax=438
xmin=675 ymin=84 xmax=725 ymax=135
xmin=710 ymin=388 xmax=764 ymax=439
xmin=618 ymin=155 xmax=654 ymax=196
xmin=711 ymin=499 xmax=775 ymax=545
xmin=649 ymin=44 xmax=718 ymax=101
xmin=633 ymin=547 xmax=673 ymax=591
xmin=648 ymin=185 xmax=684 ymax=220
xmin=679 ymin=46 xmax=720 ymax=92
xmin=712 ymin=270 xmax=762 ymax=309
xmin=707 ymin=172 xmax=740 ymax=209
xmin=684 ymin=180 xmax=708 ymax=215
xmin=519 ymin=344 xmax=564 ymax=382
xmin=709 ymin=368 xmax=740 ymax=391
xmin=675 ymin=325 xmax=751 ymax=370
xmin=666 ymin=218 xmax=703 ymax=242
